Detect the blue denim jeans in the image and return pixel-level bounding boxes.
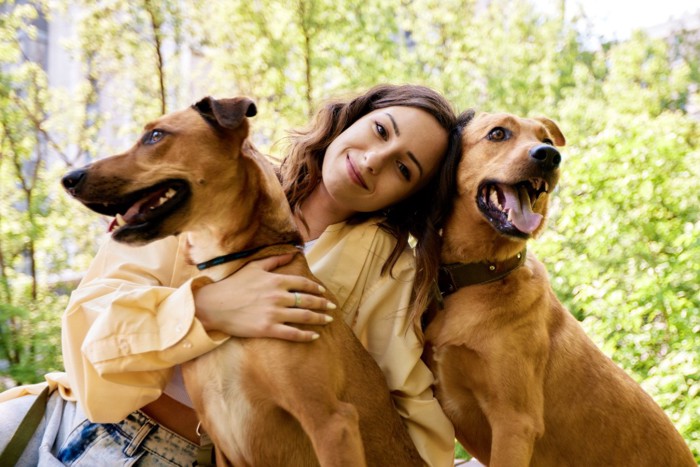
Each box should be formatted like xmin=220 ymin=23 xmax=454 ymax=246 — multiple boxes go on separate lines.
xmin=57 ymin=410 xmax=198 ymax=467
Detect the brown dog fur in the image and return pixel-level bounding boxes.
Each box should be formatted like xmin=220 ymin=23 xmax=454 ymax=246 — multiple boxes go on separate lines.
xmin=62 ymin=97 xmax=424 ymax=466
xmin=424 ymin=112 xmax=695 ymax=466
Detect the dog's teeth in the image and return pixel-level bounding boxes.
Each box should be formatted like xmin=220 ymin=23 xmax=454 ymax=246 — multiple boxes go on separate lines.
xmin=155 ymin=189 xmax=177 ymax=207
xmin=116 ymin=213 xmax=126 ymax=226
xmin=543 ymin=181 xmax=549 ymax=192
xmin=490 ymin=189 xmax=499 ymax=207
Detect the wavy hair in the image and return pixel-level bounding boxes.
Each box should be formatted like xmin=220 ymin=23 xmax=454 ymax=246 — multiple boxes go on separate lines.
xmin=279 ymin=84 xmax=460 ymax=332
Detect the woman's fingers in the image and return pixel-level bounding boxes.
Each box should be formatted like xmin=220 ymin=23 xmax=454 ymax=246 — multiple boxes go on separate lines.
xmin=244 ymin=256 xmax=328 ymax=296
xmin=287 ymin=291 xmax=336 ymax=312
xmin=274 ymin=274 xmax=327 ymax=296
xmin=282 ymin=308 xmax=334 ymax=325
xmin=268 ymin=324 xmax=321 ymax=342
xmin=194 ymin=254 xmax=339 ymax=341
xmin=249 ymin=309 xmax=332 ymax=342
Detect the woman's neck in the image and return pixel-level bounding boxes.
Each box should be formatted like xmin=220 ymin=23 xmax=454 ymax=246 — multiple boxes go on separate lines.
xmin=295 ymin=183 xmax=354 ymax=242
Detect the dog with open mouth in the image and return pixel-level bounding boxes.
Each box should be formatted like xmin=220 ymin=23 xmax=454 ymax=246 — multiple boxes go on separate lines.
xmin=423 ymin=112 xmax=695 ymax=466
xmin=61 ymin=96 xmax=424 ymax=466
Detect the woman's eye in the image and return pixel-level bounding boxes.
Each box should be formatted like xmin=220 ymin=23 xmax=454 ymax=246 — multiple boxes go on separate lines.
xmin=143 ymin=130 xmax=165 ymax=145
xmin=487 ymin=127 xmax=508 ymax=142
xmin=397 ymin=161 xmax=411 ymax=181
xmin=375 ymin=122 xmax=387 ymax=139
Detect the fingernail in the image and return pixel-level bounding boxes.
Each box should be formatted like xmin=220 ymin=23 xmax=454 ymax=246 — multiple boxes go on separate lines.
xmin=324 ymin=314 xmax=334 ymax=323
xmin=311 ymin=333 xmax=320 ymax=340
xmin=327 ymin=302 xmax=337 ymax=310
xmin=318 ymin=285 xmax=326 ymax=293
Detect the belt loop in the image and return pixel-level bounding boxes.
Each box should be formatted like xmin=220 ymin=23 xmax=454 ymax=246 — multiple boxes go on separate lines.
xmin=123 ymin=417 xmax=157 ymax=457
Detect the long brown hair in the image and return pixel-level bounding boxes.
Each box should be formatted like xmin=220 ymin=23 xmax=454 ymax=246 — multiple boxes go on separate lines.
xmin=279 ymin=84 xmax=459 ymax=332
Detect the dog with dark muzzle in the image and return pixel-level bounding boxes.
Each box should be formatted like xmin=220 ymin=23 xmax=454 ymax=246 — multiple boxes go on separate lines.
xmin=62 ymin=96 xmax=424 ymax=467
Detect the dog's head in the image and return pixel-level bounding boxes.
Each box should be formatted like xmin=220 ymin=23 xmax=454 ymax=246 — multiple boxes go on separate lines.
xmin=61 ymin=96 xmax=259 ymax=245
xmin=451 ymin=112 xmax=565 ymax=247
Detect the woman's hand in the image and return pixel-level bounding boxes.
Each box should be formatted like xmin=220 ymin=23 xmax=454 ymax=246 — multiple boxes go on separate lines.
xmin=194 ymin=254 xmax=335 ymax=342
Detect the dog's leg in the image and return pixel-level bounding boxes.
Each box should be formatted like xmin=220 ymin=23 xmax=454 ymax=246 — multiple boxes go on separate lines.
xmin=487 ymin=410 xmax=541 ymax=467
xmin=280 ymin=388 xmax=367 ymax=467
xmin=439 ymin=338 xmax=548 ymax=467
xmin=483 ymin=352 xmax=547 ymax=467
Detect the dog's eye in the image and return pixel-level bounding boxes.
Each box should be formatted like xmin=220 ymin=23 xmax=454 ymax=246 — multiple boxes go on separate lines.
xmin=543 ymin=138 xmax=554 ymax=146
xmin=487 ymin=127 xmax=509 ymax=142
xmin=143 ymin=130 xmax=166 ymax=145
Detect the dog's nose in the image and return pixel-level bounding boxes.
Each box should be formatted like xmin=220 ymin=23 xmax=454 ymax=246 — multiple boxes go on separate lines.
xmin=529 ymin=144 xmax=561 ymax=170
xmin=61 ymin=169 xmax=87 ymax=195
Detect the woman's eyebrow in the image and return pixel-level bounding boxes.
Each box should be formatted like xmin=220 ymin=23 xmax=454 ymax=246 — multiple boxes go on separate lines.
xmin=385 ymin=112 xmax=401 ymax=136
xmin=407 ymin=151 xmax=424 ymax=177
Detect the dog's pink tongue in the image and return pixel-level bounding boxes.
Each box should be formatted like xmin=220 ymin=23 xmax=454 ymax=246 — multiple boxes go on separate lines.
xmin=122 ymin=202 xmax=143 ymax=223
xmin=501 ymin=185 xmax=543 ymax=234
xmin=107 ymin=200 xmax=147 ymax=232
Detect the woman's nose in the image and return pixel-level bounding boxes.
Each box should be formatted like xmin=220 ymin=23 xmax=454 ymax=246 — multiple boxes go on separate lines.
xmin=362 ymin=150 xmax=387 ymax=174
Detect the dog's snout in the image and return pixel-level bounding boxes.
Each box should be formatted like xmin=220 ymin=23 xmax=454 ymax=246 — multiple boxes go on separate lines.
xmin=529 ymin=144 xmax=561 ymax=170
xmin=61 ymin=169 xmax=87 ymax=195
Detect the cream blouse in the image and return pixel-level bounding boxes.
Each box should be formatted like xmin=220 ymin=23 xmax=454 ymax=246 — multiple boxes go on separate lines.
xmin=18 ymin=219 xmax=455 ymax=466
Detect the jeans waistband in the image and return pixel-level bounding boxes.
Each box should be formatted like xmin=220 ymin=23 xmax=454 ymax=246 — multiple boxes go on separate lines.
xmin=117 ymin=410 xmax=199 ymax=459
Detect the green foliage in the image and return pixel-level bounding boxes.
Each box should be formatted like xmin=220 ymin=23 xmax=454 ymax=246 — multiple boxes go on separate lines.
xmin=454 ymin=440 xmax=471 ymax=460
xmin=0 ymin=0 xmax=103 ymax=390
xmin=1 ymin=0 xmax=699 ymax=461
xmin=534 ymin=109 xmax=700 ymax=459
xmin=0 ymin=293 xmax=66 ymax=384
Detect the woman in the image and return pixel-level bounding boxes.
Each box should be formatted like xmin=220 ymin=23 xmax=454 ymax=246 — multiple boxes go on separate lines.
xmin=1 ymin=84 xmax=461 ymax=466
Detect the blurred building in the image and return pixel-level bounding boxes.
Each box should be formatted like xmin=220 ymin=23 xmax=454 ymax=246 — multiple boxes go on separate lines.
xmin=647 ymin=12 xmax=700 ymax=119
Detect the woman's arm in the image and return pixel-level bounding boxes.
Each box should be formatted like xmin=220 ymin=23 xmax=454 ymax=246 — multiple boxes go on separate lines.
xmin=63 ymin=235 xmax=203 ymax=421
xmin=63 ymin=235 xmax=332 ymax=422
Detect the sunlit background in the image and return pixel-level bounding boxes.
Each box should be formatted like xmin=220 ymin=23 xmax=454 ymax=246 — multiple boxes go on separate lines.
xmin=1 ymin=0 xmax=698 ymax=461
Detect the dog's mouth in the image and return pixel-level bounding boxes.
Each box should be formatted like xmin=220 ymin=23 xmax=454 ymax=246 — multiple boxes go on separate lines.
xmin=83 ymin=180 xmax=190 ymax=235
xmin=477 ymin=178 xmax=549 ymax=237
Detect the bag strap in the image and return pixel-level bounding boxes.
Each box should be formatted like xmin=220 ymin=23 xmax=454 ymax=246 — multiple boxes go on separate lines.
xmin=195 ymin=421 xmax=216 ymax=466
xmin=0 ymin=385 xmax=50 ymax=465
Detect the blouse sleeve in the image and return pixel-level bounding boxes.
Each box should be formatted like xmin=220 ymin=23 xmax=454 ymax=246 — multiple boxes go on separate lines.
xmin=62 ymin=235 xmax=228 ymax=423
xmin=358 ymin=256 xmax=455 ymax=467
xmin=351 ymin=244 xmax=456 ymax=467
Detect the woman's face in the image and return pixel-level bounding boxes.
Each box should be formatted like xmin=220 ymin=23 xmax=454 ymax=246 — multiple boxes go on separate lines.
xmin=320 ymin=106 xmax=448 ymax=215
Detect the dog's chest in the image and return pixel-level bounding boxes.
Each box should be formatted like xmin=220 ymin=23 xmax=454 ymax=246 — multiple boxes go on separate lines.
xmin=181 ymin=340 xmax=254 ymax=443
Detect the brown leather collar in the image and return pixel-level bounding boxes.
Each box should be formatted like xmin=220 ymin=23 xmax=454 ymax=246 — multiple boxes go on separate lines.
xmin=438 ymin=248 xmax=527 ymax=297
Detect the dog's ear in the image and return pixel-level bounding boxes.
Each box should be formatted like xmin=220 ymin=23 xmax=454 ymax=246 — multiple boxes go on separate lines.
xmin=534 ymin=117 xmax=566 ymax=147
xmin=193 ymin=96 xmax=257 ymax=130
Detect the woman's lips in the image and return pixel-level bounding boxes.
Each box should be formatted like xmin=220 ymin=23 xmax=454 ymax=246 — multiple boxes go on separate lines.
xmin=346 ymin=155 xmax=368 ymax=189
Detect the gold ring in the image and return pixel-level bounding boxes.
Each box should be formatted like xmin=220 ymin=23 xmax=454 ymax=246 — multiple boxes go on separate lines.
xmin=294 ymin=292 xmax=301 ymax=308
